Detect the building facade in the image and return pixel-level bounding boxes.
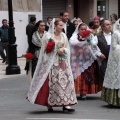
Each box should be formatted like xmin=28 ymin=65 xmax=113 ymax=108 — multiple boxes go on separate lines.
xmin=43 ymin=0 xmax=119 ymax=24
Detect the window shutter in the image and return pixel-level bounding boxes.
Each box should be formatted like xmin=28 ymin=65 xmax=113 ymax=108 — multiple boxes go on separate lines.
xmin=43 ymin=0 xmax=66 ymax=22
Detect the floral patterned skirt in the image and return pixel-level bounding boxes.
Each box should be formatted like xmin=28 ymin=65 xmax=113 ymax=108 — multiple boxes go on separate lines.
xmin=75 ymin=60 xmax=102 ymax=94
xmin=35 ymin=60 xmax=77 ymax=106
xmin=101 ymin=87 xmax=120 ymax=107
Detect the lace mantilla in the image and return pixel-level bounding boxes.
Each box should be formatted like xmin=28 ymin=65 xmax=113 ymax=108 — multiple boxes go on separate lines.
xmin=103 ymin=31 xmax=120 ymax=97
xmin=69 ymin=39 xmax=95 ymax=79
xmin=27 ymin=32 xmax=75 ymax=103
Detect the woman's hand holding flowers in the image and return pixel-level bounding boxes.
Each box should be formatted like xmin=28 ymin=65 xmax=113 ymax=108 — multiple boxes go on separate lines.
xmin=58 ymin=47 xmax=65 ymax=56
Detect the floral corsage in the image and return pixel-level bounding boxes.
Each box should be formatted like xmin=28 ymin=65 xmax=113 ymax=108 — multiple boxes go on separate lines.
xmin=45 ymin=38 xmax=55 ymax=53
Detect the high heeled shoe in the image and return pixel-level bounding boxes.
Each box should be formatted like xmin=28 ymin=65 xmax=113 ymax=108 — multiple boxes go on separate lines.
xmin=80 ymin=94 xmax=87 ymax=100
xmin=63 ymin=107 xmax=75 ymax=113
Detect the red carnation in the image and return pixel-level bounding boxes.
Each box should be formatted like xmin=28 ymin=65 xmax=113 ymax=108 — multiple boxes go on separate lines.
xmin=46 ymin=41 xmax=55 ymax=53
xmin=82 ymin=30 xmax=91 ymax=38
xmin=25 ymin=52 xmax=33 ymax=60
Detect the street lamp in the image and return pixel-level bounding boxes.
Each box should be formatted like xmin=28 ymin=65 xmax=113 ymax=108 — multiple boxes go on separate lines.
xmin=6 ymin=0 xmax=20 ymax=75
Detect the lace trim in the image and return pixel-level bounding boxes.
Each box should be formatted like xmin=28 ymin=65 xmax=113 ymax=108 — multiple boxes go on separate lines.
xmin=48 ymin=61 xmax=77 ymax=106
xmin=70 ymin=42 xmax=95 ymax=79
xmin=27 ymin=52 xmax=56 ymax=103
xmin=103 ymin=32 xmax=120 ymax=97
xmin=27 ymin=32 xmax=73 ymax=103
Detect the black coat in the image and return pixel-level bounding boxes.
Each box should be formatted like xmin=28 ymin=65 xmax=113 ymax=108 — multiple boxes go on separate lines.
xmin=46 ymin=20 xmax=75 ymax=40
xmin=97 ymin=32 xmax=112 ymax=78
xmin=45 ymin=25 xmax=49 ymax=31
xmin=66 ymin=20 xmax=75 ymax=40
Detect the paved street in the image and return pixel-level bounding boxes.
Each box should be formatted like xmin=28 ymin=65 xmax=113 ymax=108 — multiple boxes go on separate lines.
xmin=0 ymin=58 xmax=119 ymax=120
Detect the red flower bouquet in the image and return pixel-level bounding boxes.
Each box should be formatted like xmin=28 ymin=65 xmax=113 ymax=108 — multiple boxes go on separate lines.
xmin=82 ymin=30 xmax=91 ymax=38
xmin=25 ymin=52 xmax=33 ymax=60
xmin=45 ymin=38 xmax=55 ymax=53
xmin=22 ymin=52 xmax=34 ymax=62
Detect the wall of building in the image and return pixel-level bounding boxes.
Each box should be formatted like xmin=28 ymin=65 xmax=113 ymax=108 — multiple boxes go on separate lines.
xmin=77 ymin=0 xmax=94 ymax=24
xmin=109 ymin=0 xmax=118 ymax=17
xmin=93 ymin=0 xmax=97 ymax=17
xmin=0 ymin=0 xmax=42 ymax=57
xmin=0 ymin=0 xmax=41 ymax=12
xmin=68 ymin=0 xmax=94 ymax=24
xmin=66 ymin=0 xmax=74 ymax=20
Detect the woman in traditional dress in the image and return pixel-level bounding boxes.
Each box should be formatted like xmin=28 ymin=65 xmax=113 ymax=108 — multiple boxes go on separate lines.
xmin=101 ymin=19 xmax=120 ymax=107
xmin=25 ymin=21 xmax=47 ymax=81
xmin=31 ymin=20 xmax=47 ymax=77
xmin=69 ymin=23 xmax=102 ymax=100
xmin=27 ymin=18 xmax=77 ymax=112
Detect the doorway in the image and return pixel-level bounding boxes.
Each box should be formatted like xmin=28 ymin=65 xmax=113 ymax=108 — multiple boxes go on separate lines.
xmin=97 ymin=0 xmax=109 ymax=19
xmin=74 ymin=0 xmax=79 ymax=18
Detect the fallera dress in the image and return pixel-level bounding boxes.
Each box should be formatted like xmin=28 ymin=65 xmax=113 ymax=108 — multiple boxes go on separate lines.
xmin=101 ymin=30 xmax=120 ymax=106
xmin=27 ymin=32 xmax=77 ymax=106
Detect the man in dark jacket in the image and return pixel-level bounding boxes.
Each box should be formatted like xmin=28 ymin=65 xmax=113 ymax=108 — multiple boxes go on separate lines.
xmin=93 ymin=19 xmax=112 ymax=80
xmin=25 ymin=17 xmax=36 ymax=73
xmin=60 ymin=11 xmax=75 ymax=40
xmin=0 ymin=19 xmax=9 ymax=64
xmin=26 ymin=16 xmax=36 ymax=46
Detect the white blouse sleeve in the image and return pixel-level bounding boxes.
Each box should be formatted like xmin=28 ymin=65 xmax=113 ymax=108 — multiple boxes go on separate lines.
xmin=91 ymin=35 xmax=102 ymax=57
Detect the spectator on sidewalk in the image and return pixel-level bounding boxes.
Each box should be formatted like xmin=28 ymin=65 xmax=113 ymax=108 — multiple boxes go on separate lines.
xmin=26 ymin=16 xmax=36 ymax=46
xmin=25 ymin=17 xmax=36 ymax=75
xmin=0 ymin=19 xmax=9 ymax=64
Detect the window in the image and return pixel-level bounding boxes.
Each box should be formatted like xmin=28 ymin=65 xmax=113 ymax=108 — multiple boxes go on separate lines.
xmin=97 ymin=0 xmax=109 ymax=19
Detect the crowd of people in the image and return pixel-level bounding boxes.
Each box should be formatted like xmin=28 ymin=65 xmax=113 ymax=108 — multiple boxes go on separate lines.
xmin=26 ymin=11 xmax=120 ymax=113
xmin=1 ymin=11 xmax=119 ymax=113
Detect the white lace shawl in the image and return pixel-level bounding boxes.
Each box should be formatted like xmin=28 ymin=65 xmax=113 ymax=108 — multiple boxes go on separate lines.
xmin=69 ymin=22 xmax=100 ymax=79
xmin=32 ymin=31 xmax=47 ymax=47
xmin=32 ymin=31 xmax=47 ymax=58
xmin=27 ymin=32 xmax=72 ymax=103
xmin=103 ymin=31 xmax=120 ymax=97
xmin=69 ymin=37 xmax=95 ymax=79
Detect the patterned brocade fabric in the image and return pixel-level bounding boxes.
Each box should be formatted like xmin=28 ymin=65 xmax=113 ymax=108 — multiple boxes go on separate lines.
xmin=101 ymin=87 xmax=120 ymax=107
xmin=75 ymin=61 xmax=102 ymax=94
xmin=48 ymin=60 xmax=77 ymax=106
